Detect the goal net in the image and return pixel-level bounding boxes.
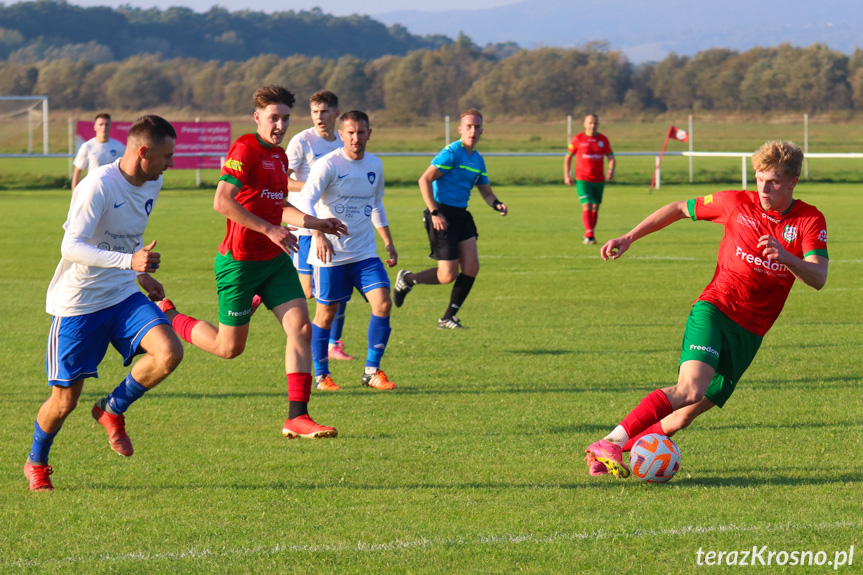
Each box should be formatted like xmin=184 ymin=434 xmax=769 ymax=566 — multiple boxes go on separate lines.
xmin=0 ymin=96 xmax=48 ymax=154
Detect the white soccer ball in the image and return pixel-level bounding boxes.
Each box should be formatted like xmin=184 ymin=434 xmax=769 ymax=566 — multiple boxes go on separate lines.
xmin=629 ymin=433 xmax=681 ymax=483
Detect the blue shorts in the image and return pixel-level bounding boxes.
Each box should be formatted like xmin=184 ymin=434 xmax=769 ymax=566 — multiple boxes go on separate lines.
xmin=292 ymin=235 xmax=313 ymax=275
xmin=46 ymin=292 xmax=170 ymax=387
xmin=313 ymin=257 xmax=390 ymax=305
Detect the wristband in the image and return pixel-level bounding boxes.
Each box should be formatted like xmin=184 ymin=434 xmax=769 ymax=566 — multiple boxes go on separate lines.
xmin=492 ymin=200 xmax=504 ymax=212
xmin=430 ymin=209 xmax=440 ymax=216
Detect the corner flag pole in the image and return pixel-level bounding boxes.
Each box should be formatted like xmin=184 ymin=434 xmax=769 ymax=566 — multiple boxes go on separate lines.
xmin=650 ymin=127 xmax=673 ymax=193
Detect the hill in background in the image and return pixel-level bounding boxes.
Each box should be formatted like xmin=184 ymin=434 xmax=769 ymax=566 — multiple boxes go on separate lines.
xmin=377 ymin=0 xmax=863 ymax=63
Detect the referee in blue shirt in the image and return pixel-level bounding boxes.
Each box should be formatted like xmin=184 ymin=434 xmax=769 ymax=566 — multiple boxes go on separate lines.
xmin=393 ymin=109 xmax=507 ymax=329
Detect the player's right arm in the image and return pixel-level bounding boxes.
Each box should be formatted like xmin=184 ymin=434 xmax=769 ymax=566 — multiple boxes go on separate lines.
xmin=563 ymin=153 xmax=575 ymax=186
xmin=418 ymin=164 xmax=446 ymax=230
xmin=71 ymin=167 xmax=85 ymax=191
xmin=601 ymin=200 xmax=691 ymax=261
xmin=213 ymin=180 xmax=297 ymax=254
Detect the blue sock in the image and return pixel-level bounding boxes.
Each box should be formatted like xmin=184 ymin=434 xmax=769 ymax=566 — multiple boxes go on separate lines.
xmin=365 ymin=314 xmax=391 ymax=369
xmin=312 ymin=323 xmax=330 ymax=377
xmin=106 ymin=373 xmax=148 ymax=415
xmin=29 ymin=421 xmax=58 ymax=465
xmin=329 ymin=301 xmax=347 ymax=345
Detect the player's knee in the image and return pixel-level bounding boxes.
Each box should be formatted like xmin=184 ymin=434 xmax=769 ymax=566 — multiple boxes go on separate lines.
xmin=294 ymin=320 xmax=312 ymax=346
xmin=375 ymin=297 xmax=392 ymax=317
xmin=218 ymin=341 xmax=246 ymax=359
xmin=438 ymin=270 xmax=457 ymax=284
xmin=55 ymin=395 xmax=78 ymax=417
xmin=163 ymin=341 xmax=184 ymax=372
xmin=462 ymin=262 xmax=480 ymax=277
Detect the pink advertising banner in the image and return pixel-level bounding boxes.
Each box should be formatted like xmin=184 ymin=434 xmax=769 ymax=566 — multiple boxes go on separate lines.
xmin=76 ymin=121 xmax=231 ymax=169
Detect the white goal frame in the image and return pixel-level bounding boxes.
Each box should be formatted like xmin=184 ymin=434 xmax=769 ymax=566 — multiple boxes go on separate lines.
xmin=0 ymin=95 xmax=49 ymax=155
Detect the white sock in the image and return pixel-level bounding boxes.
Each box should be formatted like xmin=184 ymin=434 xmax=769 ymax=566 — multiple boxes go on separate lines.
xmin=603 ymin=425 xmax=629 ymax=448
xmin=364 ymin=366 xmax=378 ymax=376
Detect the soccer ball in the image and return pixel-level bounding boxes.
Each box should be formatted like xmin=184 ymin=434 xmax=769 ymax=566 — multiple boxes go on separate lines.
xmin=630 ymin=434 xmax=681 ymax=483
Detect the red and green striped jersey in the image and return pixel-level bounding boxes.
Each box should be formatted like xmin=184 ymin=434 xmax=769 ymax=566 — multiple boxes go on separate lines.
xmin=687 ymin=190 xmax=828 ymax=336
xmin=218 ymin=133 xmax=289 ymax=261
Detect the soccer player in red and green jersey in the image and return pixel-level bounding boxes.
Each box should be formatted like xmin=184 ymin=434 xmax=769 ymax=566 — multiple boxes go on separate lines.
xmin=584 ymin=140 xmax=828 ymax=478
xmin=564 ymin=114 xmax=615 ymax=245
xmin=158 ymin=85 xmax=347 ymax=439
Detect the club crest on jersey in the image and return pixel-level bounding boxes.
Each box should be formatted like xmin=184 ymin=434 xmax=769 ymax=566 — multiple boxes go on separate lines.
xmin=598 ymin=141 xmax=604 ymax=148
xmin=145 ymin=199 xmax=154 ymax=215
xmin=782 ymin=225 xmax=797 ymax=242
xmin=365 ymin=205 xmax=373 ymax=216
xmin=367 ymin=172 xmax=376 ymax=184
xmin=818 ymin=229 xmax=828 ymax=242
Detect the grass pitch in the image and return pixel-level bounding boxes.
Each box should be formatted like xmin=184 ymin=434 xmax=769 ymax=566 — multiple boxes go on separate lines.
xmin=0 ymin=178 xmax=861 ymax=574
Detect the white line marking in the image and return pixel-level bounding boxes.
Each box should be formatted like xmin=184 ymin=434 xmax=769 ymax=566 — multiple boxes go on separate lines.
xmin=8 ymin=519 xmax=862 ymax=567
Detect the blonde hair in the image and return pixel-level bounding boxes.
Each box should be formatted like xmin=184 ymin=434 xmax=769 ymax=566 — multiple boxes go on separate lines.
xmin=460 ymin=109 xmax=483 ymax=121
xmin=752 ymin=141 xmax=804 ymax=179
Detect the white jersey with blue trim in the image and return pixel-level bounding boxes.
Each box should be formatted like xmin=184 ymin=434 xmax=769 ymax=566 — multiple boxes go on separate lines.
xmin=73 ymin=137 xmax=126 ymax=173
xmin=299 ymin=148 xmax=385 ymax=267
xmin=286 ymin=127 xmax=343 ymax=237
xmin=47 ymin=160 xmax=162 ymax=317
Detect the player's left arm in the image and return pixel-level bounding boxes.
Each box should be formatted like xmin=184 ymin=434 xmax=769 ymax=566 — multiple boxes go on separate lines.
xmin=606 ymin=154 xmax=616 ymax=181
xmin=137 ymin=272 xmax=165 ymax=302
xmin=477 ymin=183 xmax=507 ymax=216
xmin=375 ymin=224 xmax=397 ymax=268
xmin=757 ymin=235 xmax=828 ymax=290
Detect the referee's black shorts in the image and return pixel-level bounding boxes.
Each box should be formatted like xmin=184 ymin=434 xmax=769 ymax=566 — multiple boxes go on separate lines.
xmin=423 ymin=203 xmax=478 ymax=261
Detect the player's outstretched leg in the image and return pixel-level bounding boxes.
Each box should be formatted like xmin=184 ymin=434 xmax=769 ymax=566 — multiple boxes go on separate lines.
xmin=361 ymin=313 xmax=396 ymax=390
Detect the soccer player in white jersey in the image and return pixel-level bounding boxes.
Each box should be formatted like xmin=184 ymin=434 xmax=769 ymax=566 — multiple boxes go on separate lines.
xmin=294 ymin=110 xmax=399 ymax=391
xmin=285 ymin=90 xmax=356 ymax=369
xmin=72 ymin=113 xmax=126 ymax=191
xmin=25 ymin=115 xmax=183 ymax=492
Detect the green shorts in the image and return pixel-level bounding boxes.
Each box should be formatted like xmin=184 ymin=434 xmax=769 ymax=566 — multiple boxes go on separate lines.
xmin=576 ymin=180 xmax=605 ymax=205
xmin=679 ymin=300 xmax=763 ymax=408
xmin=214 ymin=250 xmax=304 ymax=326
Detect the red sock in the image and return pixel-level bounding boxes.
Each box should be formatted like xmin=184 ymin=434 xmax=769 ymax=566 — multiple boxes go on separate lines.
xmin=589 ymin=211 xmax=598 ymax=231
xmin=581 ymin=211 xmax=593 ymax=236
xmin=623 ymin=421 xmax=666 ymax=452
xmin=287 ymin=372 xmax=311 ymax=404
xmin=620 ymin=389 xmax=673 ymax=439
xmin=171 ymin=313 xmax=201 ymax=345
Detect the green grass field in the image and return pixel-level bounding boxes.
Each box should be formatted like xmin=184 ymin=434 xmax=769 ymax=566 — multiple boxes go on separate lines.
xmin=1 ymin=173 xmax=861 ymax=573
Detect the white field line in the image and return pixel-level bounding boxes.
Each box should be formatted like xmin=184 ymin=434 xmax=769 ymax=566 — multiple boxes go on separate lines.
xmin=8 ymin=519 xmax=862 ymax=567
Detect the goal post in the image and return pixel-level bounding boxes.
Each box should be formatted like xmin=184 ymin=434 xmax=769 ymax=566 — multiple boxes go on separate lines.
xmin=0 ymin=95 xmax=49 ymax=155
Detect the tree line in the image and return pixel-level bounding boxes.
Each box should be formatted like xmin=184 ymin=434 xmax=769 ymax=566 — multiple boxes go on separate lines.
xmin=0 ymin=1 xmax=450 ymax=62
xmin=2 ymin=35 xmax=863 ymax=117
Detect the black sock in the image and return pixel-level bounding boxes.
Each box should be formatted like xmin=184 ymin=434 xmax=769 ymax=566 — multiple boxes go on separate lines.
xmin=288 ymin=401 xmax=308 ymax=420
xmin=442 ymin=274 xmax=475 ymax=320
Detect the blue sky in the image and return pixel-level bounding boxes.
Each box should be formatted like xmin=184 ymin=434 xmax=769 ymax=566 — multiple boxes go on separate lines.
xmin=65 ymin=0 xmax=519 ymax=14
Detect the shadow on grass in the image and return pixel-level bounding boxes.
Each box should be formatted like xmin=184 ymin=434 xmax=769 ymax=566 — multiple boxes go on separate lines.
xmin=76 ymin=471 xmax=863 ymax=492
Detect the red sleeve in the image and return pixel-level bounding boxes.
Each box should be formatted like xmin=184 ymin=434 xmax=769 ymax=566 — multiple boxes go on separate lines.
xmin=220 ymin=138 xmax=255 ymax=188
xmin=566 ymin=136 xmax=578 ymax=155
xmin=603 ymin=135 xmax=613 ymax=155
xmin=801 ymin=210 xmax=829 ymax=258
xmin=689 ymin=190 xmax=742 ymax=225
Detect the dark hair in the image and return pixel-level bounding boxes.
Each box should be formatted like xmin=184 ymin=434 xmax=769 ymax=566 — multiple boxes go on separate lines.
xmin=95 ymin=112 xmax=111 ymax=122
xmin=127 ymin=115 xmax=177 ymax=146
xmin=310 ymin=90 xmax=339 ymax=109
xmin=339 ymin=110 xmax=369 ymax=128
xmin=254 ymin=85 xmax=296 ymax=109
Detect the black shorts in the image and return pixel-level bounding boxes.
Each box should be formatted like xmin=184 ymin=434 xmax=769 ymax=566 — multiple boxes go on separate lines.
xmin=424 ymin=204 xmax=478 ymax=261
